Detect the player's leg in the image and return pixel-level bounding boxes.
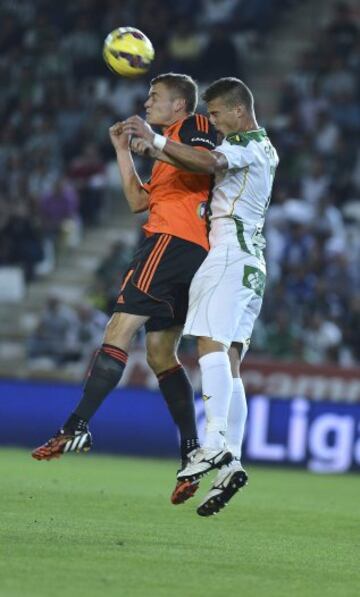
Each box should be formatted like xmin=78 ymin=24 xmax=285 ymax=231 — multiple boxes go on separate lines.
xmin=138 ymin=236 xmax=207 ymax=502
xmin=179 ymin=246 xmax=263 ymax=483
xmin=197 ymin=294 xmax=263 ymax=515
xmin=146 ymin=326 xmax=199 ymax=464
xmin=178 ymin=246 xmax=241 ymax=482
xmin=226 ymin=343 xmax=248 ymax=462
xmin=69 ymin=311 xmax=147 ymax=422
xmin=32 ymin=233 xmax=169 ymax=461
xmin=146 ymin=325 xmax=200 ymax=504
xmin=197 ymin=343 xmax=248 ymax=516
xmin=32 ymin=312 xmax=148 ymax=461
xmin=177 ymin=336 xmax=234 ymax=482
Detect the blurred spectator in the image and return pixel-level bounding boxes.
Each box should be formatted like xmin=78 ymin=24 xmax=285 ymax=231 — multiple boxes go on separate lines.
xmin=40 ymin=175 xmax=80 ymax=246
xmin=321 ymin=56 xmax=357 ymax=99
xmin=0 ymin=202 xmax=44 ymax=282
xmin=65 ymin=304 xmax=108 ymax=364
xmin=167 ymin=20 xmax=203 ymax=77
xmin=302 ymin=312 xmax=342 ymax=364
xmin=92 ymin=240 xmax=134 ymax=313
xmin=280 ymin=220 xmax=314 ymax=275
xmin=298 ymin=80 xmax=329 ymax=132
xmin=27 ymin=298 xmax=118 ymax=369
xmin=62 ymin=14 xmax=101 ymax=78
xmin=264 ymin=311 xmax=300 ymax=361
xmin=329 ymin=90 xmax=360 ymax=133
xmin=312 ymin=109 xmax=340 ymax=156
xmin=324 ymin=1 xmax=359 ymax=59
xmin=301 ymin=156 xmax=331 ymax=205
xmin=55 ymin=93 xmax=87 ymax=151
xmin=343 ymin=293 xmax=360 ymax=362
xmin=27 ymin=296 xmax=78 ymax=364
xmin=198 ymin=0 xmax=239 ymax=27
xmin=68 ymin=144 xmax=106 ymax=225
xmin=199 ymin=28 xmax=243 ymax=81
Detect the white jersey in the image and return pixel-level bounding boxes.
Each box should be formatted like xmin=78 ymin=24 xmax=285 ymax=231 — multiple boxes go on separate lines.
xmin=183 ymin=128 xmax=279 ymax=348
xmin=208 ymin=128 xmax=279 ymax=255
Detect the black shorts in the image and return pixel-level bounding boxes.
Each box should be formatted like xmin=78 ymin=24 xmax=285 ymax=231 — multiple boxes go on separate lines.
xmin=114 ymin=233 xmax=207 ymax=332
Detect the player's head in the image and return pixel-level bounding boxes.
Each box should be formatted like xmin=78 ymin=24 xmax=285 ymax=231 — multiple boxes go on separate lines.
xmin=202 ymin=77 xmax=256 ymax=135
xmin=145 ymin=73 xmax=198 ymax=127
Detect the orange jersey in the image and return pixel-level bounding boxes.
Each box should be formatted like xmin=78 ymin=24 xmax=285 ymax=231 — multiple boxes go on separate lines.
xmin=142 ymin=114 xmax=217 ymax=251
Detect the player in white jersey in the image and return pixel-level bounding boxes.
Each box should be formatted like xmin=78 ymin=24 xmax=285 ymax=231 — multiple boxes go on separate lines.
xmin=124 ymin=77 xmax=279 ymax=516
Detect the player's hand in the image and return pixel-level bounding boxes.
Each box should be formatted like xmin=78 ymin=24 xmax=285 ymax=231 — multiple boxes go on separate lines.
xmin=109 ymin=122 xmax=129 ymax=151
xmin=130 ymin=137 xmax=156 ymax=157
xmin=123 ymin=116 xmax=155 ymax=143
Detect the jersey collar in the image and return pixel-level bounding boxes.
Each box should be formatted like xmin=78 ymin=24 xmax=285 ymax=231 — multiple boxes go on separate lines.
xmin=226 ymin=128 xmax=267 ymax=144
xmin=163 ymin=116 xmax=188 ymax=137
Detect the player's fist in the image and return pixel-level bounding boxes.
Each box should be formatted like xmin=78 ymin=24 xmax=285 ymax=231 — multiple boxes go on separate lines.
xmin=109 ymin=122 xmax=129 ymax=150
xmin=123 ymin=116 xmax=155 ymax=143
xmin=131 ymin=137 xmax=156 ymax=157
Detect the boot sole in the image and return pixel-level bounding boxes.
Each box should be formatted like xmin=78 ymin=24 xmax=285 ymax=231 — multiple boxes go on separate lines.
xmin=197 ymin=470 xmax=248 ymax=517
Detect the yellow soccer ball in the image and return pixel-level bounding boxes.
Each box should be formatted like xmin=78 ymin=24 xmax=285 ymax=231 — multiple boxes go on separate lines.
xmin=103 ymin=27 xmax=155 ymax=78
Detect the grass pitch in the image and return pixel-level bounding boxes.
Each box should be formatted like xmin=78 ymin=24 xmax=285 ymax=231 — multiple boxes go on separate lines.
xmin=0 ymin=449 xmax=359 ymax=597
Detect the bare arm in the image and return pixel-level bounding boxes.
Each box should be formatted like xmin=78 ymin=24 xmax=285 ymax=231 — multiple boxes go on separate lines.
xmin=124 ymin=115 xmax=228 ymax=174
xmin=109 ymin=123 xmax=149 ymax=213
xmin=161 ymin=138 xmax=227 ymax=174
xmin=130 ymin=137 xmax=198 ymax=172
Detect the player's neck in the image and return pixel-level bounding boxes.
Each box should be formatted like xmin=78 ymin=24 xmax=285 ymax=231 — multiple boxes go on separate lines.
xmin=161 ymin=112 xmax=189 ymax=131
xmin=241 ymin=116 xmax=259 ymax=133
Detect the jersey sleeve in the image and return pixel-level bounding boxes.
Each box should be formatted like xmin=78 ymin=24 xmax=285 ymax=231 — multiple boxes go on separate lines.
xmin=178 ymin=114 xmax=217 ymax=150
xmin=215 ymin=140 xmax=254 ymax=170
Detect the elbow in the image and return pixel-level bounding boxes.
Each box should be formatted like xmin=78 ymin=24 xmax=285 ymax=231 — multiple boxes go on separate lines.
xmin=203 ymin=154 xmax=224 ymax=175
xmin=212 ymin=155 xmax=225 ymax=174
xmin=132 ymin=199 xmax=148 ymax=213
xmin=208 ymin=164 xmax=217 ymax=175
xmin=133 ymin=206 xmax=147 ymax=214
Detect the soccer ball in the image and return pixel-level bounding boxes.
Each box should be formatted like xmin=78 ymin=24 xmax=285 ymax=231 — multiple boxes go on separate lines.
xmin=103 ymin=27 xmax=155 ymax=78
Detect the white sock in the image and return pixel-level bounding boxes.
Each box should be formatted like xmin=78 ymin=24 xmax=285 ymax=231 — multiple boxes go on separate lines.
xmin=226 ymin=377 xmax=248 ymax=460
xmin=199 ymin=352 xmax=233 ymax=451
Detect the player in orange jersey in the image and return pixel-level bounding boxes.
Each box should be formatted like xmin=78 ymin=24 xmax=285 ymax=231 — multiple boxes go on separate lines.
xmin=32 ymin=73 xmax=217 ymax=505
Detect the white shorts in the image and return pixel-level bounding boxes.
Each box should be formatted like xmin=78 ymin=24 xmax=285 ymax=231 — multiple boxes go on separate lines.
xmin=183 ymin=244 xmax=266 ymax=352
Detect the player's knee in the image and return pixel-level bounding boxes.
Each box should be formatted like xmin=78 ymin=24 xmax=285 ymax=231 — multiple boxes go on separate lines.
xmin=229 ymin=343 xmax=242 ymax=376
xmin=104 ymin=312 xmax=143 ymax=349
xmin=198 ymin=336 xmax=227 ymax=358
xmin=146 ymin=346 xmax=177 ymax=375
xmin=104 ymin=314 xmax=122 ymax=342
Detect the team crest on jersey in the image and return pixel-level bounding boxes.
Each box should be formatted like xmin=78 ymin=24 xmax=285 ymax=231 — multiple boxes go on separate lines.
xmin=243 ymin=265 xmax=266 ymax=297
xmin=197 ymin=201 xmax=206 ymax=219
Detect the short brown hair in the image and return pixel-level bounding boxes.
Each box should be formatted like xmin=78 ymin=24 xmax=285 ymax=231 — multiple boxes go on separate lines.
xmin=150 ymin=72 xmax=198 ymax=113
xmin=202 ymin=77 xmax=254 ymax=112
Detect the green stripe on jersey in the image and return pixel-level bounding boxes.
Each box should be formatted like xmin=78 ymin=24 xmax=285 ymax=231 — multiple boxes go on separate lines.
xmin=226 ymin=128 xmax=267 ymax=147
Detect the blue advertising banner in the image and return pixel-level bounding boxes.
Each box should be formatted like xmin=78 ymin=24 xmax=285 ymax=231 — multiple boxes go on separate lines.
xmin=242 ymin=395 xmax=360 ymax=473
xmin=0 ymin=379 xmax=179 ymax=458
xmin=1 ymin=381 xmax=359 ymax=472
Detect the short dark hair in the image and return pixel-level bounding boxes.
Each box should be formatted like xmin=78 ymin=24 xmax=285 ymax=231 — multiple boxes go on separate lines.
xmin=150 ymin=72 xmax=198 ymax=113
xmin=202 ymin=77 xmax=254 ymax=112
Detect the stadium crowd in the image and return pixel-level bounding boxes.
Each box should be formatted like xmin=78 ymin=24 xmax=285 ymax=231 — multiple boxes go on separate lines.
xmin=0 ymin=0 xmax=359 ymax=366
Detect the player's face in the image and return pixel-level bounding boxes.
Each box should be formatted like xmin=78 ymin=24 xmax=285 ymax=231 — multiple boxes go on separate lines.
xmin=207 ymin=98 xmax=241 ymax=135
xmin=144 ymin=83 xmax=178 ymax=127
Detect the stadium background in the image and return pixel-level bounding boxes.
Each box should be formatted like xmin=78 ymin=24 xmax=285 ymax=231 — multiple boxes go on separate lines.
xmin=0 ymin=1 xmax=359 ymax=596
xmin=1 ymin=0 xmax=359 ymax=470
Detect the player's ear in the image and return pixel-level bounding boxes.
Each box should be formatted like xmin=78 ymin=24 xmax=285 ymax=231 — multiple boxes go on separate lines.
xmin=234 ymin=104 xmax=245 ymax=118
xmin=174 ymin=97 xmax=186 ymax=113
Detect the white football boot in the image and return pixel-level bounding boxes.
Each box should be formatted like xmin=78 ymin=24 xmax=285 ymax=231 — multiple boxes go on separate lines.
xmin=197 ymin=460 xmax=248 ymax=516
xmin=176 ymin=447 xmax=233 ymax=482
